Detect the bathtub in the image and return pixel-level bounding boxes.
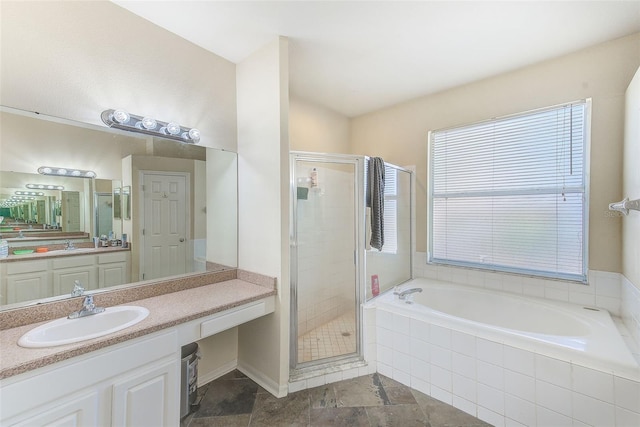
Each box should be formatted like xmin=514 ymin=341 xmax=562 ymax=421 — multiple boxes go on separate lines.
xmin=374 ymin=278 xmax=638 ymax=376
xmin=369 ymin=277 xmax=640 ymax=426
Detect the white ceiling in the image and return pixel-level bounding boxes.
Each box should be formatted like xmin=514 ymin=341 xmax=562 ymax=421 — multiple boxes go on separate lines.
xmin=114 ymin=1 xmax=640 ymax=117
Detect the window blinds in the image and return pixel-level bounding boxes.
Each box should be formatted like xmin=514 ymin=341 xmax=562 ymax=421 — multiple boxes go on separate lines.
xmin=383 ymin=166 xmax=398 ymax=254
xmin=429 ymin=101 xmax=588 ymax=282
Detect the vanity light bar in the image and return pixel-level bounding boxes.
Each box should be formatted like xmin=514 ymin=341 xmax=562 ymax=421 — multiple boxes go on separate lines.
xmin=26 ymin=184 xmax=65 ymax=191
xmin=101 ymin=109 xmax=201 ymax=144
xmin=38 ymin=166 xmax=96 ymax=178
xmin=11 ymin=196 xmax=35 ymax=201
xmin=15 ymin=191 xmax=44 ymax=196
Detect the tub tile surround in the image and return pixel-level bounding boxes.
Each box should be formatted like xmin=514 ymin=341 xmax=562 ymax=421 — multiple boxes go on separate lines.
xmin=373 ymin=307 xmax=640 ymax=427
xmin=384 ymin=252 xmax=640 ymax=426
xmin=0 ymin=268 xmax=276 ymax=379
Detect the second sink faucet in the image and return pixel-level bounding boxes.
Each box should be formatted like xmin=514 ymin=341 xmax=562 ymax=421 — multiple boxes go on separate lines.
xmin=65 ymin=239 xmax=76 ymax=250
xmin=71 ymin=280 xmax=85 ymax=297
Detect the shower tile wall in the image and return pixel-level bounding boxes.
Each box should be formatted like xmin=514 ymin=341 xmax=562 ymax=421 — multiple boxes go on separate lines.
xmin=296 ymin=164 xmax=356 ymax=338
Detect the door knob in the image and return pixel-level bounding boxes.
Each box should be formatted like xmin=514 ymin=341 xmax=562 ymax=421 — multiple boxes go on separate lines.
xmin=179 ymin=237 xmax=185 ymax=242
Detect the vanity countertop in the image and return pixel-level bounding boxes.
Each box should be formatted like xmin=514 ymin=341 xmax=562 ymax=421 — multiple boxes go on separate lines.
xmin=0 ymin=245 xmax=129 ymax=262
xmin=0 ymin=274 xmax=276 ymax=380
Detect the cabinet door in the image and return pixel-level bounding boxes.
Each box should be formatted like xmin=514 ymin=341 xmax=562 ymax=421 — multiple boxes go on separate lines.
xmin=9 ymin=391 xmax=99 ymax=427
xmin=111 ymin=359 xmax=179 ymax=427
xmin=52 ymin=266 xmax=98 ymax=295
xmin=6 ymin=271 xmax=51 ymax=304
xmin=98 ymin=262 xmax=128 ymax=288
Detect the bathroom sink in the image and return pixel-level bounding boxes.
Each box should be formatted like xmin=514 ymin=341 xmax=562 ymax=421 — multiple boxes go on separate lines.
xmin=18 ymin=306 xmax=149 ymax=348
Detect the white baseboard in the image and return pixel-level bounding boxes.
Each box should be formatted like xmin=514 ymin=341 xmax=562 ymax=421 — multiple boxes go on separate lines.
xmin=197 ymin=359 xmax=237 ymax=387
xmin=237 ymin=361 xmax=288 ymax=398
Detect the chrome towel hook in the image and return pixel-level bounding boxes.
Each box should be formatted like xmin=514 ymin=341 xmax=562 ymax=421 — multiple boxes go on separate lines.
xmin=609 ymin=197 xmax=640 ymax=215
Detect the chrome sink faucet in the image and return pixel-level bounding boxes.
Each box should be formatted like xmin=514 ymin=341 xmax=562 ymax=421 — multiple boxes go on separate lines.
xmin=68 ymin=294 xmax=105 ymax=319
xmin=65 ymin=239 xmax=76 ymax=250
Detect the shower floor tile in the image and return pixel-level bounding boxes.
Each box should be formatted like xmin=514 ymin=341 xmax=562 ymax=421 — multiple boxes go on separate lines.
xmin=298 ymin=312 xmax=356 ymax=363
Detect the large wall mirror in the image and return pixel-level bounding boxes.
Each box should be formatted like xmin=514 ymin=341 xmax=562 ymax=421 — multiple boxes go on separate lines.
xmin=0 ymin=107 xmax=238 ymax=311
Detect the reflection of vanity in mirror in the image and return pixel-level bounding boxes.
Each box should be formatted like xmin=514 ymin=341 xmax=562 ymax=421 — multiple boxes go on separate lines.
xmin=0 ymin=107 xmax=238 ymax=309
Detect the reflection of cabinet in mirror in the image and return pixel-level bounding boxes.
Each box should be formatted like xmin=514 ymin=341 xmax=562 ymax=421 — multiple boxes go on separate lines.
xmin=0 ymin=252 xmax=130 ymax=305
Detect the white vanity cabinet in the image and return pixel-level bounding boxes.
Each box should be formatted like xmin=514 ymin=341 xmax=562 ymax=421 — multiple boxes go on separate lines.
xmin=1 ymin=260 xmax=51 ymax=305
xmin=0 ymin=292 xmax=276 ymax=426
xmin=0 ymin=251 xmax=130 ymax=304
xmin=0 ymin=330 xmax=180 ymax=426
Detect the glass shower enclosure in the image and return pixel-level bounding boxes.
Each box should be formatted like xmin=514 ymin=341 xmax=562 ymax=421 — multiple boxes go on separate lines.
xmin=290 ymin=152 xmax=365 ymax=372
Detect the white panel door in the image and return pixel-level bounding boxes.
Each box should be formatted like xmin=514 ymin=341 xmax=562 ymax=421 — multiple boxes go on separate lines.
xmin=142 ymin=173 xmax=188 ymax=280
xmin=62 ymin=191 xmax=81 ymax=232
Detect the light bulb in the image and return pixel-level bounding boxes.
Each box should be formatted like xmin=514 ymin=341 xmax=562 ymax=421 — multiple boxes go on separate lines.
xmin=112 ymin=110 xmax=130 ymax=124
xmin=188 ymin=128 xmax=200 ymax=141
xmin=85 ymin=171 xmax=96 ymax=178
xmin=41 ymin=167 xmax=52 ymax=174
xmin=141 ymin=117 xmax=157 ymax=130
xmin=47 ymin=185 xmax=55 ymax=189
xmin=71 ymin=170 xmax=81 ymax=176
xmin=38 ymin=185 xmax=45 ymax=189
xmin=57 ymin=169 xmax=67 ymax=175
xmin=166 ymin=122 xmax=181 ymax=135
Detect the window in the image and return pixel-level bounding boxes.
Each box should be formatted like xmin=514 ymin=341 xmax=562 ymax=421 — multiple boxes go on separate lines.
xmin=428 ymin=100 xmax=589 ymax=282
xmin=382 ymin=166 xmax=398 ymax=254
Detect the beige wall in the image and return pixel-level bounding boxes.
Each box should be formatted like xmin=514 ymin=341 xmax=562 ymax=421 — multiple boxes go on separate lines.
xmin=289 ymin=97 xmax=350 ymax=153
xmin=0 ymin=1 xmax=237 ymax=151
xmin=236 ymin=37 xmax=290 ymax=397
xmin=351 ymin=33 xmax=640 ymax=273
xmin=623 ymin=67 xmax=640 ymax=286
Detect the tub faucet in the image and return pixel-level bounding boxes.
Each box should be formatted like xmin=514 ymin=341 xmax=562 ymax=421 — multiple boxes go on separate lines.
xmin=68 ymin=295 xmax=105 ymax=319
xmin=396 ymin=287 xmax=423 ymax=302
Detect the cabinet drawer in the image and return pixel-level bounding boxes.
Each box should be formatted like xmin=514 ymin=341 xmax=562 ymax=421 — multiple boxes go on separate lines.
xmin=200 ymin=301 xmax=267 ymax=338
xmin=98 ymin=252 xmax=127 ymax=264
xmin=52 ymin=255 xmax=94 ymax=269
xmin=6 ymin=260 xmax=48 ymax=275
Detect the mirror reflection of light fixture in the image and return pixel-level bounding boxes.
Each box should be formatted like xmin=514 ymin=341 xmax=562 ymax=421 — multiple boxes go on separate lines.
xmin=26 ymin=183 xmax=65 ymax=190
xmin=38 ymin=166 xmax=96 ymax=178
xmin=101 ymin=109 xmax=201 ymax=144
xmin=15 ymin=191 xmax=45 ymax=196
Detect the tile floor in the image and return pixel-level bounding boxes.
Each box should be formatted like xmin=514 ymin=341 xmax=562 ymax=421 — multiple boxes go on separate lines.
xmin=181 ymin=370 xmax=492 ymax=427
xmin=298 ymin=312 xmax=357 ymax=363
